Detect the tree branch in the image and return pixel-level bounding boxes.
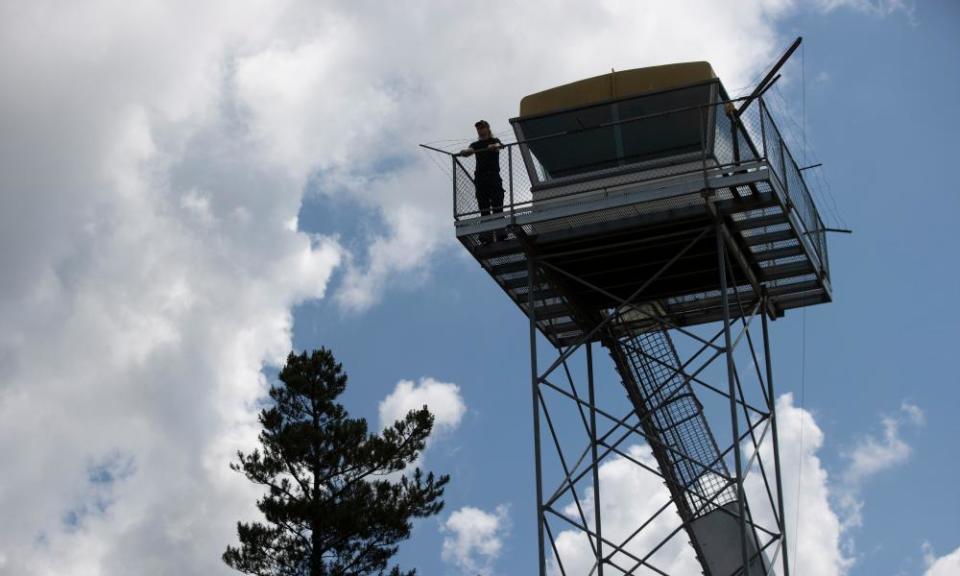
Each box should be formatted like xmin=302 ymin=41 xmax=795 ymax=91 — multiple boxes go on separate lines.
xmin=321 ymin=421 xmax=427 ymax=503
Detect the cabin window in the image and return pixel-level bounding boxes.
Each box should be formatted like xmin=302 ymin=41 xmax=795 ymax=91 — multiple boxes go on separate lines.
xmin=515 ymin=82 xmax=717 ymax=185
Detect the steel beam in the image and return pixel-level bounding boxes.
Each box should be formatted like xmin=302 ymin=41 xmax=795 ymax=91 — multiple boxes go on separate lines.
xmin=528 ymin=255 xmax=547 ymax=575
xmin=719 ymin=219 xmax=753 ymax=576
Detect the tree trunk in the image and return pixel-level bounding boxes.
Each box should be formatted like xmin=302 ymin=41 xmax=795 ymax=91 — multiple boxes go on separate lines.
xmin=310 ymin=396 xmax=323 ymax=576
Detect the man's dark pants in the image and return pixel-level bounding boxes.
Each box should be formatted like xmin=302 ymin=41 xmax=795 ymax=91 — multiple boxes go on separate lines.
xmin=475 ymin=172 xmax=505 ymax=242
xmin=475 ymin=172 xmax=504 ymax=216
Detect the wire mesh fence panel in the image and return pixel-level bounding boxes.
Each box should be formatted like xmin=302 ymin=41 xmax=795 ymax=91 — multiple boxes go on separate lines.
xmin=783 ymin=132 xmax=826 ymax=271
xmin=714 ymin=106 xmax=736 ymax=167
xmin=760 ymin=101 xmax=785 ymax=182
xmin=737 ymin=103 xmax=765 ymax=162
xmin=452 ymin=156 xmax=478 ymax=217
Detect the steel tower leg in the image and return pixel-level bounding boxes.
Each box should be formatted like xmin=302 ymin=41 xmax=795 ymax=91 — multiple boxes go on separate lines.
xmin=528 ymin=255 xmax=547 ymax=576
xmin=718 ymin=220 xmax=752 ymax=576
xmin=588 ymin=343 xmax=604 ymax=576
xmin=763 ymin=297 xmax=791 ymax=576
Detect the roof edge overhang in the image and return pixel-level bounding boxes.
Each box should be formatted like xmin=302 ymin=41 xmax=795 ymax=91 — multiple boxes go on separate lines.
xmin=517 ymin=62 xmax=718 ymax=120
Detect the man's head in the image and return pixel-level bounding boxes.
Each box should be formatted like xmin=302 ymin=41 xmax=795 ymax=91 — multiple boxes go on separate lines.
xmin=475 ymin=120 xmax=491 ymax=139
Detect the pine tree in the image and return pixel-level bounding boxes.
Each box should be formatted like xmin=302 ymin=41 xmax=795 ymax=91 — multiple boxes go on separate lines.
xmin=223 ymin=348 xmax=449 ymax=576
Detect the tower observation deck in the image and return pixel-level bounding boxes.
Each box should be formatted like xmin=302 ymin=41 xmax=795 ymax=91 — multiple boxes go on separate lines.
xmin=430 ymin=57 xmax=833 ymax=575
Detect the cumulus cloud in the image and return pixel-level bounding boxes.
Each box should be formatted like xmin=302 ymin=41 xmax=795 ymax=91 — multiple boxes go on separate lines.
xmin=550 ymin=395 xmax=850 ymax=575
xmin=378 ymin=377 xmax=465 ymax=478
xmin=550 ymin=444 xmax=701 ymax=575
xmin=441 ymin=505 xmax=511 ymax=576
xmin=746 ymin=397 xmax=922 ymax=573
xmin=0 ymin=1 xmax=344 ymax=574
xmin=379 ymin=377 xmax=466 ymax=433
xmin=814 ymin=0 xmax=916 ymax=19
xmin=836 ymin=402 xmax=924 ymax=532
xmin=546 ymin=394 xmax=926 ymax=576
xmin=923 ymin=542 xmax=960 ymax=576
xmin=745 ymin=394 xmax=852 ymax=576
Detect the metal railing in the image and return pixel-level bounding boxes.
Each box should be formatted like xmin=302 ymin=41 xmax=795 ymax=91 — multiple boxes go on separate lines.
xmin=758 ymin=99 xmax=830 ymax=279
xmin=433 ymin=94 xmax=828 ymax=277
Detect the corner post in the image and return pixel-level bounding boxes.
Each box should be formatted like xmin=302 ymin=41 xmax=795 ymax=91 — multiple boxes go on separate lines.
xmin=718 ymin=217 xmax=751 ymax=575
xmin=508 ymin=144 xmax=515 ymax=217
xmin=528 ymin=254 xmax=547 ymax=576
xmin=587 ymin=342 xmax=604 ymax=576
xmin=760 ymin=98 xmax=768 ymax=160
xmin=700 ymin=106 xmax=709 ymax=190
xmin=451 ymin=154 xmax=457 ymax=220
xmin=780 ymin=137 xmax=788 ymax=196
xmin=763 ymin=297 xmax=791 ymax=576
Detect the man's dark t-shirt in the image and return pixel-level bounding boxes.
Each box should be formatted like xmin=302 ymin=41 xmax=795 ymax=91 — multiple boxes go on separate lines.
xmin=470 ymin=138 xmax=502 ymax=174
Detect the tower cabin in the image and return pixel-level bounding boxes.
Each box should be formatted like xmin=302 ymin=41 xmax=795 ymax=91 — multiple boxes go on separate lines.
xmin=452 ymin=62 xmax=831 ymax=347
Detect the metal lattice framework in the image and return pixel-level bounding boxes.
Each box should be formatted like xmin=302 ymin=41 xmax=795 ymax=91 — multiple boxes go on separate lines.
xmin=521 ymin=219 xmax=793 ymax=575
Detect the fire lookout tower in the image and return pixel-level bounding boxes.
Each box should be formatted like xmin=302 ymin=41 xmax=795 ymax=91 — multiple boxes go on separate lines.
xmin=426 ymin=42 xmax=832 ymax=576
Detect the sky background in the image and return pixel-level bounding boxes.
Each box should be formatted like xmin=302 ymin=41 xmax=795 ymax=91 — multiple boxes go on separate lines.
xmin=0 ymin=1 xmax=958 ymax=575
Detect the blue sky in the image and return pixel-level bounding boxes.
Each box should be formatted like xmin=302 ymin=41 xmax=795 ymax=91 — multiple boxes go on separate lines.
xmin=0 ymin=1 xmax=958 ymax=575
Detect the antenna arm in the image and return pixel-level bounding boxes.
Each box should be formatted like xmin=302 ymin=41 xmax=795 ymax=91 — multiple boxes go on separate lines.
xmin=737 ymin=36 xmax=803 ymax=117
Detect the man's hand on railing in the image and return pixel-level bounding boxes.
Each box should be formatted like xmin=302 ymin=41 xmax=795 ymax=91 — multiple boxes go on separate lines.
xmin=457 ymin=143 xmax=502 ymax=157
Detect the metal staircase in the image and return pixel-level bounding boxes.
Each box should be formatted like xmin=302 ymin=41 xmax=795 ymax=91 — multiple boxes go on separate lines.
xmin=604 ymin=326 xmax=768 ymax=576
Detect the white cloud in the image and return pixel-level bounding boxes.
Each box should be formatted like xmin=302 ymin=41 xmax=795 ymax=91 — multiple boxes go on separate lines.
xmin=550 ymin=395 xmax=850 ymax=576
xmin=745 ymin=394 xmax=852 ymax=576
xmin=379 ymin=377 xmax=466 ymax=433
xmin=814 ymin=0 xmax=915 ymax=19
xmin=836 ymin=402 xmax=924 ymax=531
xmin=442 ymin=505 xmax=511 ymax=576
xmin=378 ymin=378 xmax=465 ymax=478
xmin=550 ymin=444 xmax=701 ymax=575
xmin=900 ymin=401 xmax=925 ymax=427
xmin=0 ymin=2 xmax=342 ymax=574
xmin=923 ymin=542 xmax=960 ymax=576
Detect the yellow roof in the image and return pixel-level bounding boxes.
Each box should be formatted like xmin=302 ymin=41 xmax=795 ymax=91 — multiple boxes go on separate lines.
xmin=519 ymin=62 xmax=717 ymax=118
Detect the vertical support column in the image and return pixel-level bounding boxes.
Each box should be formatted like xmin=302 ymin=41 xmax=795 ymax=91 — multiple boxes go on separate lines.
xmin=508 ymin=144 xmax=515 ymax=216
xmin=699 ymin=106 xmax=709 ymax=190
xmin=760 ymin=99 xmax=768 ymax=160
xmin=780 ymin=138 xmax=788 ymax=196
xmin=717 ymin=219 xmax=752 ymax=575
xmin=587 ymin=342 xmax=604 ymax=576
xmin=763 ymin=298 xmax=791 ymax=576
xmin=528 ymin=255 xmax=547 ymax=576
xmin=451 ymin=154 xmax=457 ymax=220
xmin=731 ymin=107 xmax=741 ymax=167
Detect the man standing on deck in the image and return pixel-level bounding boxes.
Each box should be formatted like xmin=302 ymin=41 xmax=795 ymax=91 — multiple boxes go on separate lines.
xmin=458 ymin=121 xmax=505 ymax=231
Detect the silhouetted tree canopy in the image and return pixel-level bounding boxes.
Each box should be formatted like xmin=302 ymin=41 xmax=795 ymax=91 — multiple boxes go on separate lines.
xmin=223 ymin=348 xmax=448 ymax=576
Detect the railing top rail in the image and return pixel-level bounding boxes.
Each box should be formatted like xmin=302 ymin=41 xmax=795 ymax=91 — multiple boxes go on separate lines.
xmin=420 ymin=94 xmax=758 ymax=155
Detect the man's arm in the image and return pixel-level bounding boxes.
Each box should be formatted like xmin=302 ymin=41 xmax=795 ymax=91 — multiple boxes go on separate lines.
xmin=460 ymin=141 xmax=501 ymax=156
